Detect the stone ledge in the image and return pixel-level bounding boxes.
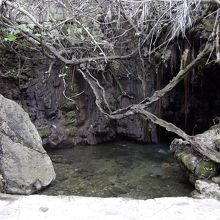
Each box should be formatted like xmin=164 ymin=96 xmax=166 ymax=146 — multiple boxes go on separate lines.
xmin=0 ymin=194 xmax=220 ymax=220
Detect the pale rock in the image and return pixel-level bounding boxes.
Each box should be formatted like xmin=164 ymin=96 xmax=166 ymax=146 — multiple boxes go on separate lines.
xmin=194 ymin=180 xmax=220 ymax=201
xmin=0 ymin=195 xmax=220 ymax=220
xmin=0 ymin=94 xmax=55 ymax=194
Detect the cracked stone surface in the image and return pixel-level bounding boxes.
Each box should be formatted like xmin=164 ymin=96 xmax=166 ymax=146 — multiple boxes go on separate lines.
xmin=0 ymin=194 xmax=220 ymax=220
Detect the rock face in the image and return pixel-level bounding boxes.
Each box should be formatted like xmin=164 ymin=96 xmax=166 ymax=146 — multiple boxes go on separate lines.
xmin=0 ymin=59 xmax=154 ymax=148
xmin=193 ymin=180 xmax=220 ymax=201
xmin=0 ymin=94 xmax=56 ymax=194
xmin=0 ymin=39 xmax=220 ymax=147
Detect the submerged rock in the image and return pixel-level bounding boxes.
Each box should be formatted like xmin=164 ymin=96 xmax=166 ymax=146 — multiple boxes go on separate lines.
xmin=0 ymin=94 xmax=55 ymax=194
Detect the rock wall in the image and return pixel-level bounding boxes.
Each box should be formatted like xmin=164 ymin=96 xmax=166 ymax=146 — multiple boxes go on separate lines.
xmin=0 ymin=58 xmax=155 ymax=148
xmin=0 ymin=40 xmax=220 ymax=148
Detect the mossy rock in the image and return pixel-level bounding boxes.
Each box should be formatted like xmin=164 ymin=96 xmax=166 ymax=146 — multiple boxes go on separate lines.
xmin=179 ymin=152 xmax=199 ymax=173
xmin=172 ymin=147 xmax=217 ymax=179
xmin=195 ymin=161 xmax=217 ymax=179
xmin=38 ymin=127 xmax=49 ymax=138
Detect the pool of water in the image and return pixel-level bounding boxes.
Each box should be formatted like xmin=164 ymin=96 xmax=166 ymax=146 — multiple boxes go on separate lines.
xmin=41 ymin=141 xmax=193 ymax=199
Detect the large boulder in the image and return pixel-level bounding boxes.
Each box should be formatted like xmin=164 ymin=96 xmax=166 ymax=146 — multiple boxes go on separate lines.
xmin=0 ymin=94 xmax=55 ymax=194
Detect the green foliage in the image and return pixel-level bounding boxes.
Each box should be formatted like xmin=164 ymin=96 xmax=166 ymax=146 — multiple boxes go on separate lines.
xmin=4 ymin=33 xmax=17 ymax=42
xmin=3 ymin=23 xmax=36 ymax=43
xmin=38 ymin=127 xmax=48 ymax=138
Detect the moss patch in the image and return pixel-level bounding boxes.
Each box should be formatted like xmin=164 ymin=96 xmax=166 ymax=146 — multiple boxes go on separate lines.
xmin=38 ymin=127 xmax=48 ymax=138
xmin=195 ymin=161 xmax=217 ymax=179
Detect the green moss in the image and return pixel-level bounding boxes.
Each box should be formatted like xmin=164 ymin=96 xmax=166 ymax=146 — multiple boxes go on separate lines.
xmin=38 ymin=127 xmax=48 ymax=138
xmin=195 ymin=161 xmax=217 ymax=179
xmin=174 ymin=149 xmax=217 ymax=179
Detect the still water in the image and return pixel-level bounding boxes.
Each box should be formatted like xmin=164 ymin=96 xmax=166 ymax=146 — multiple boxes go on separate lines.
xmin=41 ymin=141 xmax=193 ymax=199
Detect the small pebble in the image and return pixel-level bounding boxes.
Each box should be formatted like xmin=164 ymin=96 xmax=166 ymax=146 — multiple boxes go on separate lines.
xmin=39 ymin=207 xmax=49 ymax=212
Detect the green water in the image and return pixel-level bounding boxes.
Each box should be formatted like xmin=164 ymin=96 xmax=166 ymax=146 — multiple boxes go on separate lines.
xmin=41 ymin=141 xmax=193 ymax=199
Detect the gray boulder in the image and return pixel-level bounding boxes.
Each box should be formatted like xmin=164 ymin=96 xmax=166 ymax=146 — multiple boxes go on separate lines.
xmin=0 ymin=94 xmax=55 ymax=194
xmin=192 ymin=180 xmax=220 ymax=201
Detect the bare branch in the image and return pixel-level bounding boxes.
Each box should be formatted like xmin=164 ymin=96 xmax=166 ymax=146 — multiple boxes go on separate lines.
xmin=111 ymin=41 xmax=212 ymax=116
xmin=78 ymin=68 xmax=111 ymax=114
xmin=4 ymin=1 xmax=42 ymax=29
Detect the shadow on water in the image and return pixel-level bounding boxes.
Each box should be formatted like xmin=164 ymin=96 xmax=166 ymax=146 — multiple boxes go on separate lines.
xmin=41 ymin=141 xmax=193 ymax=199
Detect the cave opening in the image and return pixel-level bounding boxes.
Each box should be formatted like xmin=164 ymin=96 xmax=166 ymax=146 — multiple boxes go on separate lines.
xmin=158 ymin=62 xmax=220 ymax=144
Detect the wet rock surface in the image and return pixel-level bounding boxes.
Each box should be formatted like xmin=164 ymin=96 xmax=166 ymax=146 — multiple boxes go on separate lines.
xmin=0 ymin=94 xmax=55 ymax=194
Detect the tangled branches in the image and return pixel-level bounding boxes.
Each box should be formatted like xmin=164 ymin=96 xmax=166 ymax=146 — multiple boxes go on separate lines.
xmin=1 ymin=0 xmax=220 ymax=162
xmin=0 ymin=0 xmax=219 ymax=66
